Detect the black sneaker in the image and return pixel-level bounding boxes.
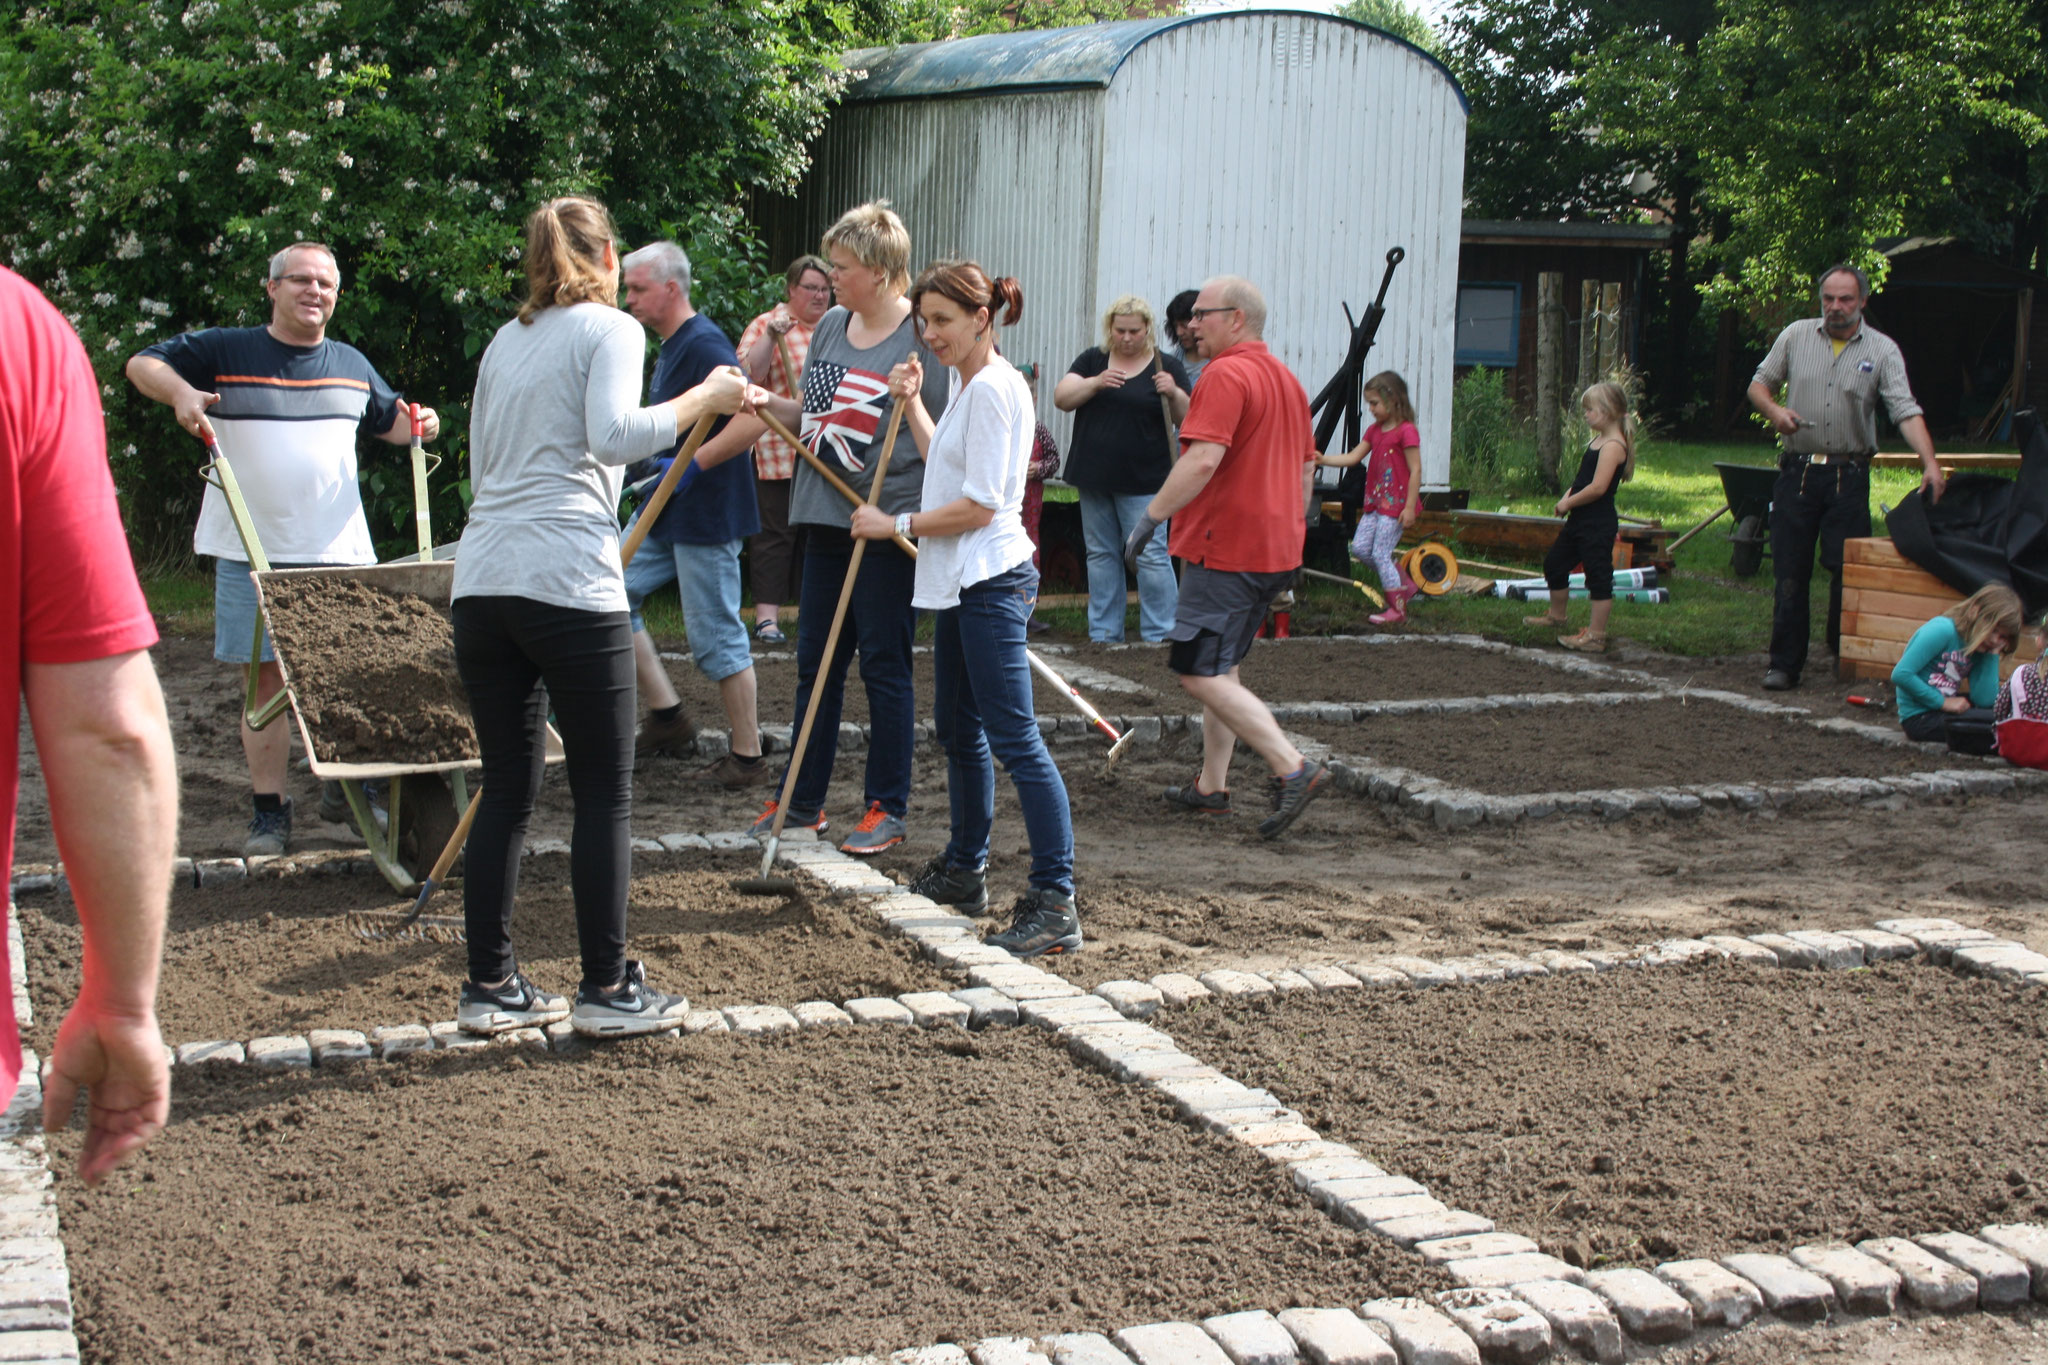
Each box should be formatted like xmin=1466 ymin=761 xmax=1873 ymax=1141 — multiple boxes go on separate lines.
xmin=1162 ymin=777 xmax=1232 ymax=816
xmin=570 ymin=960 xmax=689 ymax=1038
xmin=906 ymin=856 xmax=988 ymax=916
xmin=986 ymin=887 xmax=1082 ymax=959
xmin=244 ymin=794 xmax=292 ymax=858
xmin=457 ymin=970 xmax=570 ymax=1034
xmin=1258 ymin=759 xmax=1331 ymax=839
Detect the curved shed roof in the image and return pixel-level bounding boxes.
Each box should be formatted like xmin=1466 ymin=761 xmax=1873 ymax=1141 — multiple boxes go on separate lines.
xmin=842 ymin=10 xmax=1467 ymax=110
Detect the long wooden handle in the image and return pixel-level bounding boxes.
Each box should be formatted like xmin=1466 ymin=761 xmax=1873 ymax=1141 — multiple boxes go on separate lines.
xmin=764 ymin=388 xmax=910 ymax=846
xmin=620 ymin=413 xmax=716 ymax=569
xmin=427 ymin=792 xmax=480 ymax=885
xmin=774 ymin=333 xmax=802 ymax=399
xmin=758 ymin=409 xmax=918 ymax=556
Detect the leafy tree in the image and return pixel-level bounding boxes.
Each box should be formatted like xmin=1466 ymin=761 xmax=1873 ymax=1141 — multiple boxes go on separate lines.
xmin=0 ymin=0 xmax=852 ymax=563
xmin=874 ymin=0 xmax=1178 ymax=45
xmin=1336 ymin=0 xmax=1441 ymax=56
xmin=1585 ymin=0 xmax=2045 ymax=308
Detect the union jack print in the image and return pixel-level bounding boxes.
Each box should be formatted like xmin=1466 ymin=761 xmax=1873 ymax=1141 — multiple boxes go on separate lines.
xmin=800 ymin=361 xmax=891 ymax=473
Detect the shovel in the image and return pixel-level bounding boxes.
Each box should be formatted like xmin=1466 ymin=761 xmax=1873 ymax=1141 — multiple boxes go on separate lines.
xmin=734 ymin=385 xmax=910 ymax=898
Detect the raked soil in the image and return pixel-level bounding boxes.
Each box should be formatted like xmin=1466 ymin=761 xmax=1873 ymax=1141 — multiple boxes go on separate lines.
xmin=51 ymin=1029 xmax=1446 ymax=1365
xmin=15 ymin=851 xmax=941 ymax=1046
xmin=1169 ymin=961 xmax=2048 ymax=1266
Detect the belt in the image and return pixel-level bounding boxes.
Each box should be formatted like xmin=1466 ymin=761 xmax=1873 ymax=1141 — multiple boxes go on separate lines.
xmin=1783 ymin=451 xmax=1873 ymax=466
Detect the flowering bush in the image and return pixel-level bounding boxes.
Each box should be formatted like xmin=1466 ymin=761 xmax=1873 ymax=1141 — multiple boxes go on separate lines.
xmin=0 ymin=0 xmax=848 ymax=562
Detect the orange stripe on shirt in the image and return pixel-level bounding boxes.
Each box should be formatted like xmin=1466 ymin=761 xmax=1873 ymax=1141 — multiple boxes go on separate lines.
xmin=215 ymin=374 xmax=372 ymax=390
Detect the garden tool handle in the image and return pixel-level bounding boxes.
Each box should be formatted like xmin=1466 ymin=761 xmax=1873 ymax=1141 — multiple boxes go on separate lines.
xmin=620 ymin=413 xmax=716 ymax=569
xmin=408 ymin=402 xmax=434 ymax=560
xmin=756 ymin=409 xmax=918 ymax=556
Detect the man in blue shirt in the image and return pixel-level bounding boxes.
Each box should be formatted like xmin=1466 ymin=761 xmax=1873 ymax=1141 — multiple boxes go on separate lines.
xmin=619 ymin=242 xmax=770 ymax=787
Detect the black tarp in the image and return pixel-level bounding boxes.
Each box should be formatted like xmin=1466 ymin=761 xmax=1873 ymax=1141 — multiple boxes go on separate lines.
xmin=1887 ymin=407 xmax=2048 ymax=618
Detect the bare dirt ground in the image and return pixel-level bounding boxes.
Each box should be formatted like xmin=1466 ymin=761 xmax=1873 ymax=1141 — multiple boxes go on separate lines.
xmin=50 ymin=1030 xmax=1444 ymax=1365
xmin=1650 ymin=1309 xmax=2048 ymax=1363
xmin=1171 ymin=963 xmax=2048 ymax=1265
xmin=15 ymin=851 xmax=939 ymax=1046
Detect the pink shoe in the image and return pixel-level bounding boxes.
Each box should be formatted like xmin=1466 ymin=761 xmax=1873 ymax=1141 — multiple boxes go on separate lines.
xmin=1369 ymin=604 xmax=1407 ymax=626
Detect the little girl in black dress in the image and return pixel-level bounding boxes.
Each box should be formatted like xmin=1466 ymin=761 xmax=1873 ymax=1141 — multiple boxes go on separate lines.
xmin=1525 ymin=381 xmax=1635 ymax=652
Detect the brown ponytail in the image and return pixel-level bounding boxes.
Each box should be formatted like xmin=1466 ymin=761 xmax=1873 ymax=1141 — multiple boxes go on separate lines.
xmin=911 ymin=259 xmax=1023 ymax=329
xmin=518 ymin=196 xmax=618 ymax=323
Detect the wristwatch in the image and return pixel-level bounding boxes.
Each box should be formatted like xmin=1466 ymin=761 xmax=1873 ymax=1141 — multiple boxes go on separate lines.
xmin=896 ymin=512 xmax=914 ymax=539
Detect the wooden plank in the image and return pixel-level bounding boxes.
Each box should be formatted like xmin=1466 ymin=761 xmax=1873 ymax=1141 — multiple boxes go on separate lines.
xmin=1839 ymin=611 xmax=1928 ymax=644
xmin=1841 ymin=587 xmax=1970 ymax=620
xmin=1844 ymin=537 xmax=1920 ymax=570
xmin=1837 ymin=658 xmax=1892 ymax=683
xmin=1871 ymin=452 xmax=2021 ymax=470
xmin=1840 ymin=563 xmax=1961 ymax=597
xmin=1840 ymin=636 xmax=1906 ymax=666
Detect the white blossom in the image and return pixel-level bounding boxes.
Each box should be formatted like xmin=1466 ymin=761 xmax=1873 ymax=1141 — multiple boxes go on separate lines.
xmin=319 ymin=186 xmax=333 ymax=202
xmin=325 ymin=99 xmax=345 ymax=118
xmin=92 ymin=291 xmax=118 ymax=307
xmin=284 ymin=129 xmax=310 ymax=146
xmin=112 ymin=232 xmax=142 ymax=260
xmin=336 ymin=151 xmax=354 ymax=169
xmin=236 ymin=156 xmax=257 ymax=173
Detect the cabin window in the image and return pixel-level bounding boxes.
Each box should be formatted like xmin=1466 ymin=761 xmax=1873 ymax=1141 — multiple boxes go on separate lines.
xmin=1454 ymin=282 xmax=1520 ymax=366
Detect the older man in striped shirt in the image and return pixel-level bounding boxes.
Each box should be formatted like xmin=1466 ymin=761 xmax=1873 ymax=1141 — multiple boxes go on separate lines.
xmin=1748 ymin=264 xmax=1943 ymax=692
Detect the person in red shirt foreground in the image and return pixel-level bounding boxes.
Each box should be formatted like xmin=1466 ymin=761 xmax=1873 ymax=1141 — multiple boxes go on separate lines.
xmin=1121 ymin=275 xmax=1329 ymax=838
xmin=1 ymin=266 xmax=177 ymax=1183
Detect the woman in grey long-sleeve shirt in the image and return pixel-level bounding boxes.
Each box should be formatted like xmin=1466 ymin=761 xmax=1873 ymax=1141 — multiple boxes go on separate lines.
xmin=451 ymin=195 xmax=758 ymax=1039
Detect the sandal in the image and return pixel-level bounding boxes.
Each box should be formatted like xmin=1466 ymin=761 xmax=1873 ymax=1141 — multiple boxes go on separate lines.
xmin=754 ymin=620 xmax=787 ymax=646
xmin=1522 ymin=612 xmax=1568 ymax=628
xmin=1558 ymin=629 xmax=1607 ymax=653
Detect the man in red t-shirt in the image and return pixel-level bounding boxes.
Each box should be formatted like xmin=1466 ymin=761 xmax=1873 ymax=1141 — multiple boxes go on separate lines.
xmin=1122 ymin=275 xmax=1329 ymax=838
xmin=1 ymin=266 xmax=177 ymax=1184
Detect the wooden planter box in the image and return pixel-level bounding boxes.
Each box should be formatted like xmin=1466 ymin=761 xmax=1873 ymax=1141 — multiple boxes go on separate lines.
xmin=1838 ymin=538 xmax=2039 ymax=682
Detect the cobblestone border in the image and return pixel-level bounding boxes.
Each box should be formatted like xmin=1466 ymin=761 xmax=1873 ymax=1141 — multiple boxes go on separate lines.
xmin=14 ymin=834 xmax=2048 ymax=1364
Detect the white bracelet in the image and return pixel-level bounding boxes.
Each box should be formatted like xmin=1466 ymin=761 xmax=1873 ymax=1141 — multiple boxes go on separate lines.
xmin=896 ymin=512 xmax=914 ymax=539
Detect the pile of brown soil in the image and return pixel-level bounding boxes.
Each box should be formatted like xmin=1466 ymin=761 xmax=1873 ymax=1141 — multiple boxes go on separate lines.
xmin=17 ymin=853 xmax=940 ymax=1044
xmin=1171 ymin=962 xmax=2048 ymax=1268
xmin=261 ymin=576 xmax=475 ymax=765
xmin=1292 ymin=696 xmax=1954 ymax=793
xmin=54 ymin=1030 xmax=1444 ymax=1364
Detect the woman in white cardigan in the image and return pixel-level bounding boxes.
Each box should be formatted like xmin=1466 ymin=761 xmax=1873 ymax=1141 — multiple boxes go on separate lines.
xmin=851 ymin=259 xmax=1079 ymax=959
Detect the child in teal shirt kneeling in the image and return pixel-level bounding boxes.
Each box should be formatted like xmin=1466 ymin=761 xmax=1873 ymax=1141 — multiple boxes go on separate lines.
xmin=1891 ymin=583 xmax=2023 ymax=751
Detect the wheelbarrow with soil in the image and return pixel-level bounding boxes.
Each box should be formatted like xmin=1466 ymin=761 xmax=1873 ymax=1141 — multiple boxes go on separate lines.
xmin=200 ymin=436 xmax=563 ymax=935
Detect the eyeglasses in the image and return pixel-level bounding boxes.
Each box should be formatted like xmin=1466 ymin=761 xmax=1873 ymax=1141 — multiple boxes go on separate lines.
xmin=277 ymin=273 xmax=338 ymax=294
xmin=794 ymin=282 xmax=832 ymax=295
xmin=1188 ymin=306 xmax=1237 ymax=321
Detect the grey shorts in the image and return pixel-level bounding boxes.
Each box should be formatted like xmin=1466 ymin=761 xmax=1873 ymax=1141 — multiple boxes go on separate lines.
xmin=1165 ymin=564 xmax=1297 ymax=677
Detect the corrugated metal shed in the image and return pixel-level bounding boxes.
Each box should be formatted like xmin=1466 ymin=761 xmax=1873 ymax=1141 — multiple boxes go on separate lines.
xmin=769 ymin=11 xmax=1467 ymax=487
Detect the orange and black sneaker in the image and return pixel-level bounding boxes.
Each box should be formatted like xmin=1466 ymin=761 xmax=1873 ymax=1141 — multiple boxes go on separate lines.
xmin=838 ymin=800 xmax=906 ymax=855
xmin=748 ymin=800 xmax=826 ymax=840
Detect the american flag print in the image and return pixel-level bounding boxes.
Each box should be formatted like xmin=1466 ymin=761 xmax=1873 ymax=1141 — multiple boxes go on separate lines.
xmin=800 ymin=361 xmax=891 ymax=473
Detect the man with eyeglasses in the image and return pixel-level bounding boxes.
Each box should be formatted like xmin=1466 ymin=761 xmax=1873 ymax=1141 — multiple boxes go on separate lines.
xmin=1122 ymin=276 xmax=1329 ymax=839
xmin=736 ymin=255 xmax=834 ymax=646
xmin=126 ymin=240 xmax=439 ymax=858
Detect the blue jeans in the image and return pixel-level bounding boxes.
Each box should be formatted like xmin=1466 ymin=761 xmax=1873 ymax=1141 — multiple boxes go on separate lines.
xmin=784 ymin=537 xmax=916 ymax=818
xmin=1078 ymin=488 xmax=1177 ymax=642
xmin=932 ymin=564 xmax=1073 ymax=894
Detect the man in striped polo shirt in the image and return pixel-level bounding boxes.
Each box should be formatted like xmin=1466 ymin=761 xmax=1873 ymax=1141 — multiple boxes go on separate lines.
xmin=126 ymin=241 xmax=439 ymax=856
xmin=1748 ymin=264 xmax=1942 ymax=691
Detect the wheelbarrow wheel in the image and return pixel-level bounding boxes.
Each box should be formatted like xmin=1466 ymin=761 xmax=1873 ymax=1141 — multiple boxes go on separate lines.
xmin=396 ymin=773 xmax=462 ymax=888
xmin=1730 ymin=514 xmax=1766 ymax=578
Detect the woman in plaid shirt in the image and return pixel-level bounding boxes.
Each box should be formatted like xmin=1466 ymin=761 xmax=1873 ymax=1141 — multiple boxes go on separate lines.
xmin=737 ymin=255 xmax=833 ymax=645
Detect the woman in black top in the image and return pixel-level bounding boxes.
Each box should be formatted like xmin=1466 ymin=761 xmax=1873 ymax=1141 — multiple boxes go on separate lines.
xmin=1054 ymin=294 xmax=1191 ymax=642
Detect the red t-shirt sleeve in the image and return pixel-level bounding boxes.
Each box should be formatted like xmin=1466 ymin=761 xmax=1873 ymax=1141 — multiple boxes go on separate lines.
xmin=13 ymin=277 xmax=158 ymax=665
xmin=1179 ymin=360 xmax=1247 ymax=451
xmin=1397 ymin=420 xmax=1420 ymax=451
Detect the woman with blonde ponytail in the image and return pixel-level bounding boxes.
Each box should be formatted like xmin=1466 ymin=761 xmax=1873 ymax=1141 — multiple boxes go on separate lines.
xmin=451 ymin=195 xmax=769 ymax=1038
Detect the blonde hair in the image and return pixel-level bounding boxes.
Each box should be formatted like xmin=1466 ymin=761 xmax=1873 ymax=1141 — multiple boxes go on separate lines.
xmin=1363 ymin=370 xmax=1415 ymax=426
xmin=820 ymin=200 xmax=912 ymax=297
xmin=518 ymin=196 xmax=617 ymax=323
xmin=1946 ymin=583 xmax=2024 ymax=656
xmin=1581 ymin=381 xmax=1637 ymax=482
xmin=1100 ymin=295 xmax=1155 ymax=350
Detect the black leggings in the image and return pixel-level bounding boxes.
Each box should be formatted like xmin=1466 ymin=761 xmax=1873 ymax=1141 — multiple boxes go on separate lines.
xmin=1544 ymin=513 xmax=1618 ymax=601
xmin=452 ymin=595 xmax=635 ymax=989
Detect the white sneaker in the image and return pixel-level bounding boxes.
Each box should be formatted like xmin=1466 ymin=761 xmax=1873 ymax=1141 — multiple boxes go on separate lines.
xmin=570 ymin=960 xmax=688 ymax=1037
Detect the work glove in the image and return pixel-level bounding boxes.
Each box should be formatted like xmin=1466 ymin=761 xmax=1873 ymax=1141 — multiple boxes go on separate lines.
xmin=1123 ymin=511 xmax=1162 ymax=574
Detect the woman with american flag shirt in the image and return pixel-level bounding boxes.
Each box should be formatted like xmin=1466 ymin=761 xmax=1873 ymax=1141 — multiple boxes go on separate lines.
xmin=752 ymin=201 xmax=949 ymax=857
